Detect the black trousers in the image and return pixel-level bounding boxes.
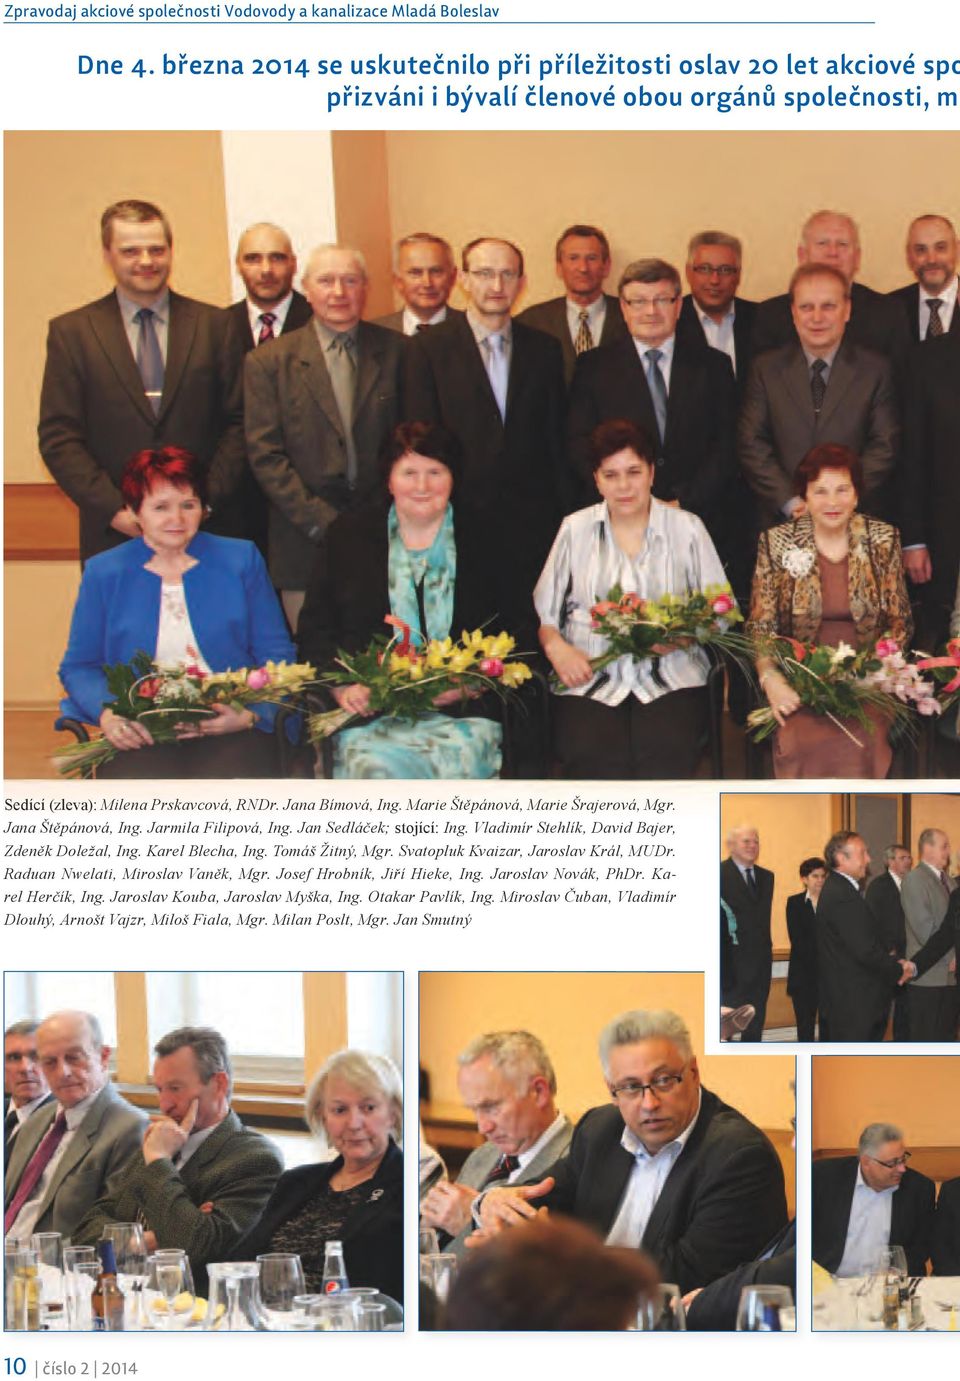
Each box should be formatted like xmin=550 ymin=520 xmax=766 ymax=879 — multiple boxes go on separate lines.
xmin=905 ymin=985 xmax=959 ymax=1041
xmin=95 ymin=729 xmax=282 ymax=779
xmin=552 ymin=686 xmax=708 ymax=780
xmin=791 ymin=993 xmax=818 ymax=1043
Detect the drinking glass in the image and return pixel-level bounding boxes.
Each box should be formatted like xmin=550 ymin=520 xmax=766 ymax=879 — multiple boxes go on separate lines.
xmin=637 ymin=1282 xmax=687 ymax=1331
xmin=340 ymin=1288 xmax=403 ymax=1329
xmin=144 ymin=1251 xmax=195 ymax=1329
xmin=31 ymin=1232 xmax=65 ymax=1326
xmin=307 ymin=1295 xmax=361 ymax=1331
xmin=419 ymin=1251 xmax=458 ymax=1305
xmin=418 ymin=1228 xmax=440 ymax=1257
xmin=62 ymin=1248 xmax=99 ymax=1330
xmin=101 ymin=1223 xmax=148 ymax=1329
xmin=736 ymin=1284 xmax=795 ymax=1331
xmin=205 ymin=1263 xmax=266 ymax=1331
xmin=256 ymin=1253 xmax=306 ymax=1328
xmin=8 ymin=1247 xmax=42 ymax=1331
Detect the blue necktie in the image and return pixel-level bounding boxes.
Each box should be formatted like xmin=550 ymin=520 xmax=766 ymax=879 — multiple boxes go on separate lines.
xmin=485 ymin=332 xmax=509 ymax=421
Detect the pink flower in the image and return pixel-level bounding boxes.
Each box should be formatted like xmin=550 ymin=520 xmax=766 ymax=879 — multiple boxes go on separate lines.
xmin=138 ymin=677 xmax=161 ymax=699
xmin=875 ymin=637 xmax=900 ymax=659
xmin=184 ymin=664 xmax=205 ymax=679
xmin=246 ymin=668 xmax=271 ymax=690
xmin=479 ymin=658 xmax=504 ymax=678
xmin=711 ymin=593 xmax=735 ymax=615
xmin=916 ymin=696 xmax=942 ymax=716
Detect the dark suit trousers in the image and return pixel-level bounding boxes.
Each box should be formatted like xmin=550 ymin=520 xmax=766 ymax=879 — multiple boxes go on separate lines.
xmin=552 ymin=687 xmax=707 ymax=780
xmin=905 ymin=986 xmax=958 ymax=1041
xmin=739 ymin=982 xmax=770 ymax=1042
xmin=791 ymin=993 xmax=818 ymax=1043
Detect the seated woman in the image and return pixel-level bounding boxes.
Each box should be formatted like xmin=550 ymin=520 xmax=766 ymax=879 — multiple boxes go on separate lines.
xmin=58 ymin=446 xmax=296 ymax=778
xmin=534 ymin=419 xmax=729 ymax=779
xmin=748 ymin=443 xmax=912 ymax=779
xmin=234 ymin=1049 xmax=403 ymax=1304
xmin=297 ymin=421 xmax=531 ymax=779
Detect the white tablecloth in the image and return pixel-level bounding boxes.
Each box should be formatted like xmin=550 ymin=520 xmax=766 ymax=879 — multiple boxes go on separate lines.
xmin=813 ymin=1275 xmax=960 ymax=1331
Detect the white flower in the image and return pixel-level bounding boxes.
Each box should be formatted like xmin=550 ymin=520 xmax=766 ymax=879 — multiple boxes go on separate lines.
xmin=829 ymin=641 xmax=856 ymax=666
xmin=781 ymin=545 xmax=815 ymax=578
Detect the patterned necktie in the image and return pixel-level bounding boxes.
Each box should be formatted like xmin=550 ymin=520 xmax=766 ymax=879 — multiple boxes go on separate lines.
xmin=485 ymin=332 xmax=509 ymax=421
xmin=257 ymin=311 xmax=277 ymax=345
xmin=926 ymin=299 xmax=944 ymax=339
xmin=574 ymin=309 xmax=594 ymax=355
xmin=810 ymin=358 xmax=827 ymax=414
xmin=4 ymin=1110 xmax=68 ymax=1233
xmin=645 ymin=348 xmax=668 ymax=441
xmin=135 ymin=308 xmax=164 ymax=416
xmin=327 ymin=334 xmax=358 ymax=487
xmin=482 ymin=1153 xmax=520 ymax=1187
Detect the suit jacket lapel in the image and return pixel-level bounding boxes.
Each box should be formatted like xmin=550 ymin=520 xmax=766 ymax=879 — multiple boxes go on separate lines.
xmin=180 ymin=1111 xmax=238 ymax=1187
xmin=781 ymin=347 xmax=814 ymax=420
xmin=37 ymin=1088 xmax=112 ymax=1216
xmin=159 ymin=292 xmax=197 ymax=422
xmin=296 ymin=325 xmax=345 ymax=439
xmin=457 ymin=317 xmax=504 ymax=437
xmin=353 ymin=324 xmax=382 ymax=421
xmin=818 ymin=343 xmax=855 ymax=430
xmin=89 ymin=295 xmax=156 ymax=423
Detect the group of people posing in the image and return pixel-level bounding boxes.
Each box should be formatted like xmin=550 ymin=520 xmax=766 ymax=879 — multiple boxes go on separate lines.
xmin=722 ymin=823 xmax=959 ymax=1042
xmin=44 ymin=201 xmax=960 ymax=779
xmin=4 ymin=1013 xmax=403 ymax=1307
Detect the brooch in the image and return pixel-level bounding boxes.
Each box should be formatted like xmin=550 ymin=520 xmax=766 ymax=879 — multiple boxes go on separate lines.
xmin=781 ymin=545 xmax=815 ymax=578
xmin=368 ymin=1188 xmax=384 ymax=1202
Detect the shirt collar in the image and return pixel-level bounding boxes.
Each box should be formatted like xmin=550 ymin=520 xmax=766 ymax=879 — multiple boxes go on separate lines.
xmin=620 ymin=1088 xmax=701 ymax=1162
xmin=924 ymin=275 xmax=958 ymax=311
xmin=801 ymin=343 xmax=840 ymax=370
xmin=887 ymin=868 xmax=904 ymax=891
xmin=516 ymin=1111 xmax=567 ymax=1172
xmin=117 ymin=286 xmax=170 ymax=325
xmin=403 ymin=304 xmax=447 ymax=334
xmin=60 ymin=1086 xmax=103 ymax=1130
xmin=920 ymin=859 xmax=943 ymax=878
xmin=466 ymin=309 xmax=512 ymax=346
xmin=313 ymin=317 xmax=359 ymax=349
xmin=634 ymin=332 xmax=675 ymax=367
xmin=14 ymin=1092 xmax=50 ymax=1124
xmin=833 ymin=868 xmax=861 ymax=890
xmin=696 ymin=302 xmax=736 ymax=328
xmin=598 ymin=496 xmax=669 ymax=549
xmin=855 ymin=1163 xmax=899 ymax=1196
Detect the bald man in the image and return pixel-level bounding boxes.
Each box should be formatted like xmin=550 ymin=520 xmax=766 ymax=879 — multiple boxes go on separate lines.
xmin=888 ymin=214 xmax=959 ymax=343
xmin=719 ymin=827 xmax=774 ymax=1041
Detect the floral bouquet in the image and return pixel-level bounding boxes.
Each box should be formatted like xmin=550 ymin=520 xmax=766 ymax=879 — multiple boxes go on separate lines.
xmin=747 ymin=636 xmax=942 ymax=745
xmin=307 ymin=616 xmax=533 ymax=741
xmin=552 ymin=583 xmax=751 ymax=692
xmin=915 ymin=637 xmax=960 ymax=718
xmin=54 ymin=651 xmax=316 ymax=777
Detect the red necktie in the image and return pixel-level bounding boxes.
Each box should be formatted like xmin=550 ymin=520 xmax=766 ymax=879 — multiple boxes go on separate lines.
xmin=482 ymin=1153 xmax=520 ymax=1187
xmin=257 ymin=312 xmax=277 ymax=345
xmin=4 ymin=1110 xmax=68 ymax=1233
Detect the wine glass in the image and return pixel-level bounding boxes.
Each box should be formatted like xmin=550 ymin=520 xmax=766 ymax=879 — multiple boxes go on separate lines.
xmin=736 ymin=1284 xmax=795 ymax=1330
xmin=419 ymin=1252 xmax=458 ymax=1305
xmin=256 ymin=1253 xmax=305 ymax=1329
xmin=101 ymin=1223 xmax=148 ymax=1329
xmin=145 ymin=1251 xmax=195 ymax=1329
xmin=419 ymin=1227 xmax=440 ymax=1257
xmin=637 ymin=1282 xmax=687 ymax=1331
xmin=205 ymin=1263 xmax=266 ymax=1331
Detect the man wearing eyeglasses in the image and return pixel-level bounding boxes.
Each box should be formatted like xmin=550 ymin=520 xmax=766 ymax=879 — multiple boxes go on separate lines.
xmin=567 ymin=257 xmax=738 ymax=570
xmin=678 ymin=232 xmax=757 ymax=389
xmin=476 ymin=1009 xmax=787 ymax=1294
xmin=245 ymin=243 xmax=403 ymax=628
xmin=812 ymin=1122 xmax=935 ymax=1277
xmin=403 ymin=235 xmax=566 ymax=589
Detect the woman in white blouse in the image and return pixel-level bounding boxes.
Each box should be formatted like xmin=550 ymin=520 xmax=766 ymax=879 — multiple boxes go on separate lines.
xmin=534 ymin=419 xmax=730 ymax=778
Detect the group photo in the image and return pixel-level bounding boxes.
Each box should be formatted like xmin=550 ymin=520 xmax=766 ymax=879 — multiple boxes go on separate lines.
xmin=4 ymin=130 xmax=959 ymax=781
xmin=4 ymin=969 xmax=403 ymax=1330
xmin=719 ymin=791 xmax=960 ymax=1043
xmin=418 ymin=970 xmax=795 ymax=1330
xmin=811 ymin=1054 xmax=960 ymax=1330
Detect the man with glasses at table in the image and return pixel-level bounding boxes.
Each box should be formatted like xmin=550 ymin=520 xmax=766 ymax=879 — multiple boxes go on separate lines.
xmin=566 ymin=258 xmax=738 ymax=572
xmin=403 ymin=236 xmax=566 ymax=590
xmin=812 ymin=1122 xmax=935 ymax=1278
xmin=476 ymin=1009 xmax=787 ymax=1295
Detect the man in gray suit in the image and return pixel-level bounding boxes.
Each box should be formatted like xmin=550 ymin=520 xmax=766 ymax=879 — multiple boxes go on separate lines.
xmin=72 ymin=1026 xmax=282 ymax=1295
xmin=244 ymin=243 xmax=403 ymax=629
xmin=903 ymin=828 xmax=958 ymax=1041
xmin=373 ymin=232 xmax=461 ymax=336
xmin=38 ymin=199 xmax=245 ymax=562
xmin=4 ymin=1011 xmax=145 ymax=1241
xmin=738 ymin=262 xmax=899 ymax=528
xmin=420 ymin=1030 xmax=572 ymax=1257
xmin=516 ymin=223 xmax=628 ymax=384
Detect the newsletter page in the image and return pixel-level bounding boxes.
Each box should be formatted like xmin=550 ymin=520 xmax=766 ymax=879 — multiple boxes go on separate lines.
xmin=3 ymin=0 xmax=959 ymax=1371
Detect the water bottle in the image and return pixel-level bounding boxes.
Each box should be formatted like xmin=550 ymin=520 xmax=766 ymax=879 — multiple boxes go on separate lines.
xmin=321 ymin=1241 xmax=349 ymax=1295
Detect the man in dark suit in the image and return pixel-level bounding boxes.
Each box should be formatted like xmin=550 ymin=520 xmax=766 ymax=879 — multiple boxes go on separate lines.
xmin=739 ymin=263 xmax=899 ymax=528
xmin=4 ymin=1011 xmax=145 ymax=1242
xmin=403 ymin=236 xmax=565 ymax=589
xmin=38 ymin=199 xmax=245 ymax=563
xmin=902 ymin=828 xmax=957 ymax=1042
xmin=817 ymin=832 xmax=913 ymax=1042
xmin=4 ymin=1021 xmax=52 ymax=1163
xmin=887 ymin=214 xmax=959 ymax=343
xmin=373 ymin=232 xmax=462 ymax=336
xmin=567 ymin=257 xmax=737 ymax=565
xmin=865 ymin=843 xmax=913 ymax=1041
xmin=678 ymin=230 xmax=757 ymax=389
xmin=900 ymin=334 xmax=960 ymax=645
xmin=478 ymin=1009 xmax=788 ymax=1295
xmin=72 ymin=1026 xmax=282 ymax=1295
xmin=719 ymin=825 xmax=774 ymax=1042
xmin=245 ymin=243 xmax=403 ymax=629
xmin=933 ymin=1177 xmax=960 ymax=1275
xmin=751 ymin=210 xmax=910 ymax=371
xmin=812 ymin=1123 xmax=936 ymax=1277
xmin=516 ymin=223 xmax=628 ymax=385
xmin=227 ymin=222 xmax=313 ymax=554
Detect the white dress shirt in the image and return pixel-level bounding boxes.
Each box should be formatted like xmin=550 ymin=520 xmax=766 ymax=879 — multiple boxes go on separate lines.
xmin=512 ymin=1112 xmax=568 ymax=1180
xmin=565 ymin=295 xmax=607 ymax=347
xmin=534 ymin=499 xmax=729 ymax=706
xmin=918 ymin=274 xmax=958 ymax=338
xmin=605 ymin=1092 xmax=702 ymax=1248
xmin=402 ymin=305 xmax=449 ymax=336
xmin=246 ymin=291 xmax=296 ymax=342
xmin=695 ymin=303 xmax=737 ymax=373
xmin=836 ymin=1165 xmax=896 ymax=1277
